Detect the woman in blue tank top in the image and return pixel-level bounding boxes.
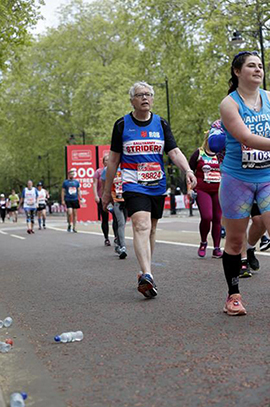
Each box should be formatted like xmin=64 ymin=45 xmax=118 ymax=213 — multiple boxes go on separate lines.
xmin=220 ymin=51 xmax=270 ymax=316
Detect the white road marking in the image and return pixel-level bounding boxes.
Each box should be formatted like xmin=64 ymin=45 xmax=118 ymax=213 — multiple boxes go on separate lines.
xmin=0 ymin=226 xmax=26 ymax=231
xmin=0 ymin=230 xmax=8 ymax=235
xmin=14 ymin=226 xmax=268 ymax=257
xmin=10 ymin=234 xmax=26 ymax=240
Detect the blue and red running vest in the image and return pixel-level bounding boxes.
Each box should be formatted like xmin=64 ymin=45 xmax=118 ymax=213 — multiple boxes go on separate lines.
xmin=121 ymin=113 xmax=167 ymax=195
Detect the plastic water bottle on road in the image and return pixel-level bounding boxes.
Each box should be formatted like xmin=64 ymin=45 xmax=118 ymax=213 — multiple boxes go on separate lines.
xmin=0 ymin=317 xmax=13 ymax=328
xmin=0 ymin=341 xmax=12 ymax=353
xmin=54 ymin=331 xmax=84 ymax=343
xmin=10 ymin=392 xmax=27 ymax=407
xmin=3 ymin=317 xmax=13 ymax=327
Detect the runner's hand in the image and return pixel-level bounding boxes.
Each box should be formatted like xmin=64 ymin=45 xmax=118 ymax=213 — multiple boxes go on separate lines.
xmin=94 ymin=196 xmax=100 ymax=204
xmin=186 ymin=172 xmax=197 ymax=189
xmin=102 ymin=191 xmax=112 ymax=212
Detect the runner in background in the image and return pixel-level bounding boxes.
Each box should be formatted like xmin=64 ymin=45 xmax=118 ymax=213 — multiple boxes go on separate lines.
xmin=0 ymin=194 xmax=6 ymax=223
xmin=5 ymin=196 xmax=11 ymax=221
xmin=37 ymin=182 xmax=49 ymax=230
xmin=102 ymin=166 xmax=128 ymax=259
xmin=189 ymin=131 xmax=222 ymax=259
xmin=61 ymin=170 xmax=81 ymax=233
xmin=93 ymin=154 xmax=111 ymax=246
xmin=8 ymin=190 xmax=19 ymax=222
xmin=20 ymin=180 xmax=39 ymax=234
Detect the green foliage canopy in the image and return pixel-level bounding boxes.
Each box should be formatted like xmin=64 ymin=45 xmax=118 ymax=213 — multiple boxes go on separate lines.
xmin=0 ymin=0 xmax=269 ymax=195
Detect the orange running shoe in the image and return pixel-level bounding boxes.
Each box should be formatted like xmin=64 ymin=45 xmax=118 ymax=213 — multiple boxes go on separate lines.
xmin=223 ymin=294 xmax=247 ymax=316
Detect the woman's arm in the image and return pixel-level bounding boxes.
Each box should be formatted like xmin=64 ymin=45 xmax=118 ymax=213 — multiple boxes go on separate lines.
xmin=188 ymin=149 xmax=200 ymax=171
xmin=220 ymin=96 xmax=270 ymax=150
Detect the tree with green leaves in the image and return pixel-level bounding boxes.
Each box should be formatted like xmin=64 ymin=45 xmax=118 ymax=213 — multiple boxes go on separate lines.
xmin=0 ymin=0 xmax=269 ymax=196
xmin=0 ymin=0 xmax=44 ymax=71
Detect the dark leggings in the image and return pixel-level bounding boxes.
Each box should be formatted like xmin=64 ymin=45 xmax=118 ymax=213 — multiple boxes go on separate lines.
xmin=97 ymin=200 xmax=117 ymax=240
xmin=196 ymin=189 xmax=222 ymax=248
xmin=98 ymin=200 xmax=109 ymax=239
xmin=0 ymin=208 xmax=6 ymax=222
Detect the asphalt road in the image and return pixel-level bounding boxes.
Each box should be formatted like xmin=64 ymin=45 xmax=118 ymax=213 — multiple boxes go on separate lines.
xmin=0 ymin=215 xmax=270 ymax=407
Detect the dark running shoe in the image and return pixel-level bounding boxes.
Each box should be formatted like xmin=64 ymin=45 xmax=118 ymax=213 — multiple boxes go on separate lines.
xmin=212 ymin=248 xmax=223 ymax=258
xmin=198 ymin=242 xmax=207 ymax=258
xmin=73 ymin=229 xmax=78 ymax=233
xmin=260 ymin=236 xmax=270 ymax=252
xmin=27 ymin=229 xmax=31 ymax=234
xmin=119 ymin=246 xmax=127 ymax=259
xmin=137 ymin=274 xmax=157 ymax=298
xmin=67 ymin=224 xmax=71 ymax=232
xmin=247 ymin=248 xmax=260 ymax=271
xmin=104 ymin=239 xmax=111 ymax=246
xmin=239 ymin=260 xmax=252 ymax=278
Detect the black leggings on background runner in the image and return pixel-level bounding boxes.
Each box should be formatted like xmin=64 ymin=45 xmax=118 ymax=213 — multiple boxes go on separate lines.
xmin=98 ymin=200 xmax=109 ymax=239
xmin=0 ymin=208 xmax=6 ymax=222
xmin=97 ymin=200 xmax=117 ymax=240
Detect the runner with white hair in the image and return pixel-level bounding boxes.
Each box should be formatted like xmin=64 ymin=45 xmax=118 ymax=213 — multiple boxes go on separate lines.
xmin=102 ymin=81 xmax=196 ymax=298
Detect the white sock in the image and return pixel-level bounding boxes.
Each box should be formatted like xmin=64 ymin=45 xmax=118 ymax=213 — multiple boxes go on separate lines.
xmin=247 ymin=243 xmax=256 ymax=250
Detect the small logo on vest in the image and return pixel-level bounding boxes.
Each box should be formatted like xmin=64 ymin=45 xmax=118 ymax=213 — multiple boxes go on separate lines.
xmin=141 ymin=131 xmax=147 ymax=138
xmin=149 ymin=131 xmax=160 ymax=138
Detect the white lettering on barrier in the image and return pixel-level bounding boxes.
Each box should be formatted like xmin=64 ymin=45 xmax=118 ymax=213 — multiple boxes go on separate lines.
xmin=70 ymin=167 xmax=95 ymax=178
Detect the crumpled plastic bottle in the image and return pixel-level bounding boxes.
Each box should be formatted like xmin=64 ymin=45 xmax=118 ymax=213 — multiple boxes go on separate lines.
xmin=54 ymin=331 xmax=84 ymax=343
xmin=0 ymin=341 xmax=12 ymax=353
xmin=0 ymin=317 xmax=13 ymax=328
xmin=10 ymin=392 xmax=27 ymax=407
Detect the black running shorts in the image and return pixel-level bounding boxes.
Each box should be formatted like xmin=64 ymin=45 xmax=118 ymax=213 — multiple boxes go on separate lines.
xmin=65 ymin=200 xmax=80 ymax=209
xmin=10 ymin=207 xmax=18 ymax=212
xmin=37 ymin=204 xmax=46 ymax=211
xmin=123 ymin=192 xmax=165 ymax=219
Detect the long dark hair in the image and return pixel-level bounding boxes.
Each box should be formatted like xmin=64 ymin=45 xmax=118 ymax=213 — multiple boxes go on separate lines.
xmin=228 ymin=51 xmax=260 ymax=95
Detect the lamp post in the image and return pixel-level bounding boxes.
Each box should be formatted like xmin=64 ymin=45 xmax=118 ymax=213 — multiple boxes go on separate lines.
xmin=38 ymin=153 xmax=51 ymax=192
xmin=231 ymin=26 xmax=267 ymax=90
xmin=151 ymin=78 xmax=176 ymax=214
xmin=151 ymin=77 xmax=171 ymax=125
xmin=68 ymin=131 xmax=86 ymax=145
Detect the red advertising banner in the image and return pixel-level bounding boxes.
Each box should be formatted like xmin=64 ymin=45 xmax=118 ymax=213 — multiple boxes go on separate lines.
xmin=66 ymin=145 xmax=98 ymax=221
